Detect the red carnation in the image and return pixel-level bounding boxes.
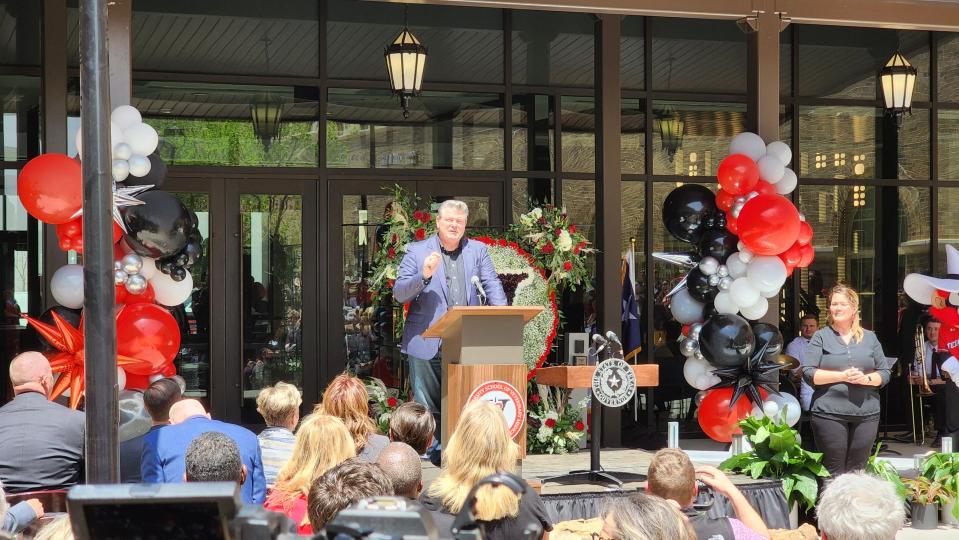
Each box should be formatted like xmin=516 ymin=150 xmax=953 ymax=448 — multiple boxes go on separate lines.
xmin=415 ymin=228 xmax=426 ymax=240
xmin=499 ymin=238 xmax=508 ymax=246
xmin=530 ymin=394 xmax=541 ymax=404
xmin=563 ymin=261 xmax=572 ymax=271
xmin=413 ymin=210 xmax=424 ymax=221
xmin=575 ymin=421 xmax=585 ymax=431
xmin=388 ymin=247 xmax=396 ymax=259
xmin=387 ymin=397 xmax=398 ymax=408
xmin=545 ymin=418 xmax=557 ymax=428
xmin=541 ymin=242 xmax=554 ymax=254
xmin=569 ymin=225 xmax=576 ymax=233
xmin=555 ymin=228 xmax=563 ymax=236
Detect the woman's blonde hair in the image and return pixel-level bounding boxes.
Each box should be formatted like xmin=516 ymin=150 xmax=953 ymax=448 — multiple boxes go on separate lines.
xmin=827 ymin=284 xmax=864 ymax=343
xmin=426 ymin=400 xmax=520 ymax=520
xmin=603 ymin=492 xmax=696 ymax=540
xmin=256 ymin=381 xmax=302 ymax=428
xmin=34 ymin=515 xmax=75 ymax=540
xmin=315 ymin=372 xmax=379 ymax=452
xmin=267 ymin=413 xmax=356 ymax=510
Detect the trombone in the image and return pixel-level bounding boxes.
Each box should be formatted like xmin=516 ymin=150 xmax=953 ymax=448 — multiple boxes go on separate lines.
xmin=909 ymin=325 xmax=936 ymax=445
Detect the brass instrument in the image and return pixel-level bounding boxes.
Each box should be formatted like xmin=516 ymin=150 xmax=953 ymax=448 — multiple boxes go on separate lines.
xmin=909 ymin=325 xmax=935 ymax=445
xmin=915 ymin=325 xmax=935 ymax=397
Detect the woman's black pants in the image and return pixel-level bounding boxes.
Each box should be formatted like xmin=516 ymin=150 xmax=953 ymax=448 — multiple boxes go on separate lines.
xmin=810 ymin=415 xmax=879 ymax=475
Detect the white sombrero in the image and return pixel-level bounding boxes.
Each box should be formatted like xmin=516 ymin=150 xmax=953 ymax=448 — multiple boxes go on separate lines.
xmin=904 ymin=244 xmax=959 ymax=305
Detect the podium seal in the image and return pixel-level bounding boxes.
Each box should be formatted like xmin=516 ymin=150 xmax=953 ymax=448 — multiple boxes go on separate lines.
xmin=592 ymin=358 xmax=636 ymax=408
xmin=467 ymin=380 xmax=526 ymax=439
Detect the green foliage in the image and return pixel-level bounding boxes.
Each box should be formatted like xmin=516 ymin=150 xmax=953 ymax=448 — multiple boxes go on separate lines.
xmin=903 ymin=476 xmax=950 ymax=506
xmin=865 ymin=443 xmax=907 ymax=500
xmin=526 ymin=380 xmax=587 ymax=455
xmin=720 ymin=415 xmax=829 ymax=511
xmin=919 ymin=452 xmax=959 ymax=519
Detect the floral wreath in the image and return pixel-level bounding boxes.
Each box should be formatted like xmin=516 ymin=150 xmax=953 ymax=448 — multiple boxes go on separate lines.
xmin=508 ymin=205 xmax=595 ymax=292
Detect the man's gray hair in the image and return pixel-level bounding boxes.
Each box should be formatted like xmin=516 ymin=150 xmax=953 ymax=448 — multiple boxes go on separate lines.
xmin=185 ymin=432 xmax=244 ymax=483
xmin=817 ymin=472 xmax=904 ymax=540
xmin=375 ymin=442 xmax=422 ymax=498
xmin=437 ymin=199 xmax=469 ymax=218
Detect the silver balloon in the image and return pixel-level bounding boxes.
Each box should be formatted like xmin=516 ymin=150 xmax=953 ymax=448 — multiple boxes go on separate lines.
xmin=717 ymin=265 xmax=729 ymax=277
xmin=114 ymin=269 xmax=129 ymax=285
xmin=124 ymin=273 xmax=148 ymax=295
xmin=718 ymin=276 xmax=733 ymax=291
xmin=680 ymin=338 xmax=699 ymax=357
xmin=731 ymin=203 xmax=744 ymax=218
xmin=734 ymin=196 xmax=747 ymax=205
xmin=708 ymin=274 xmax=721 ymax=287
xmin=694 ymin=351 xmax=706 ymax=361
xmin=114 ymin=260 xmax=124 ymax=271
xmin=695 ymin=391 xmax=708 ymax=406
xmin=121 ymin=253 xmax=143 ymax=275
xmin=798 ymin=213 xmax=806 ymax=222
xmin=746 ymin=191 xmax=759 ymax=200
xmin=119 ymin=390 xmax=152 ymax=442
xmin=699 ymin=256 xmax=720 ymax=276
xmin=689 ymin=323 xmax=704 ymax=335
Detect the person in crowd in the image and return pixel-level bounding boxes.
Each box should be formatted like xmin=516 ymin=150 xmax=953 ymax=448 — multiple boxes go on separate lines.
xmin=0 ymin=480 xmax=43 ymax=535
xmin=120 ymin=378 xmax=182 ymax=482
xmin=255 ymin=381 xmax=301 ymax=485
xmin=785 ymin=313 xmax=819 ymax=411
xmin=816 ymin=472 xmax=904 ymax=540
xmin=32 ymin=515 xmax=73 ymax=540
xmin=388 ymin=401 xmax=436 ymax=455
xmin=646 ymin=448 xmax=768 ymax=540
xmin=0 ymin=352 xmax=84 ymax=493
xmin=915 ymin=316 xmax=949 ymax=446
xmin=316 ymin=372 xmax=389 ymax=462
xmin=141 ymin=399 xmax=266 ymax=504
xmin=393 ymin=199 xmax=507 ymax=464
xmin=184 ymin=432 xmax=246 ymax=484
xmin=599 ymin=491 xmax=696 ymax=540
xmin=376 ymin=442 xmax=422 ymax=499
xmin=419 ymin=400 xmax=552 ymax=540
xmin=306 ymin=458 xmax=394 ymax=531
xmin=264 ymin=414 xmax=356 ymax=535
xmin=801 ymin=284 xmax=890 ymax=475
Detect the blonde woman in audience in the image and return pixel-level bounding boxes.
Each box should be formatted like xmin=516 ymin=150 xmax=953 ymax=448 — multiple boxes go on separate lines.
xmin=255 ymin=381 xmax=302 ymax=485
xmin=315 ymin=373 xmax=389 ymax=461
xmin=263 ymin=414 xmax=356 ymax=535
xmin=600 ymin=492 xmax=696 ymax=540
xmin=33 ymin=515 xmax=74 ymax=540
xmin=419 ymin=400 xmax=552 ymax=540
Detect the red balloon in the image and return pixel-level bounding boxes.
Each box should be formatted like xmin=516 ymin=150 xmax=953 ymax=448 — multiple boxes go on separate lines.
xmin=737 ymin=194 xmax=801 ymax=255
xmin=698 ymin=387 xmax=768 ymax=443
xmin=779 ymin=242 xmax=803 ymax=269
xmin=715 ymin=190 xmax=736 ymax=212
xmin=116 ymin=303 xmax=181 ymax=375
xmin=115 ymin=284 xmax=128 ymax=305
xmin=753 ymin=179 xmax=777 ymax=197
xmin=54 ymin=217 xmax=123 ymax=253
xmin=124 ymin=371 xmax=152 ymax=391
xmin=17 ymin=154 xmax=83 ymax=224
xmin=727 ymin=213 xmax=739 ymax=235
xmin=798 ymin=243 xmax=815 ymax=267
xmin=160 ymin=364 xmax=177 ymax=377
xmin=717 ymin=154 xmax=760 ymax=195
xmin=796 ymin=221 xmax=813 ymax=247
xmin=126 ymin=283 xmax=156 ymax=305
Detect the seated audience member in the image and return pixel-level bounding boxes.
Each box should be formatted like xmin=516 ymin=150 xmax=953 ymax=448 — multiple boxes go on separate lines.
xmin=264 ymin=414 xmax=356 ymax=535
xmin=141 ymin=399 xmax=266 ymax=504
xmin=0 ymin=352 xmax=84 ymax=493
xmin=817 ymin=472 xmax=904 ymax=540
xmin=419 ymin=400 xmax=552 ymax=540
xmin=376 ymin=442 xmax=423 ymax=499
xmin=185 ymin=432 xmax=246 ymax=484
xmin=0 ymin=480 xmax=43 ymax=535
xmin=33 ymin=514 xmax=73 ymax=540
xmin=255 ymin=381 xmax=301 ymax=486
xmin=316 ymin=373 xmax=389 ymax=462
xmin=389 ymin=401 xmax=436 ymax=455
xmin=600 ymin=492 xmax=696 ymax=540
xmin=307 ymin=458 xmax=394 ymax=531
xmin=647 ymin=448 xmax=769 ymax=540
xmin=119 ymin=378 xmax=181 ymax=483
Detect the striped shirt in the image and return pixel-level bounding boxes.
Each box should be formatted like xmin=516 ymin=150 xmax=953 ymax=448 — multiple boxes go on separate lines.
xmin=257 ymin=427 xmax=295 ymax=486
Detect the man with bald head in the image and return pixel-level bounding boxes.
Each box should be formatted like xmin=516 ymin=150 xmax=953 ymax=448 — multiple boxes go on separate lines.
xmin=0 ymin=352 xmax=84 ymax=493
xmin=140 ymin=398 xmax=265 ymax=504
xmin=376 ymin=442 xmax=422 ymax=499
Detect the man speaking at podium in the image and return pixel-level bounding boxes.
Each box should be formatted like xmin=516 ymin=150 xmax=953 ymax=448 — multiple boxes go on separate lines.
xmin=393 ymin=199 xmax=506 ymax=462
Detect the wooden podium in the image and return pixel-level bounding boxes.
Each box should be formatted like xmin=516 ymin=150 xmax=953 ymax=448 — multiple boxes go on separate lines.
xmin=422 ymin=306 xmax=543 ymax=457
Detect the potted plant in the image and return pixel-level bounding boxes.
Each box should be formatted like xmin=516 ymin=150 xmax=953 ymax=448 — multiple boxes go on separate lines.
xmin=919 ymin=452 xmax=959 ymax=525
xmin=720 ymin=415 xmax=829 ymax=527
xmin=903 ymin=476 xmax=948 ymax=530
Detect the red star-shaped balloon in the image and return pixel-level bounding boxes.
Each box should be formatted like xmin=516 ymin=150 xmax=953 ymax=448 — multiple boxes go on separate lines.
xmin=24 ymin=311 xmax=148 ymax=409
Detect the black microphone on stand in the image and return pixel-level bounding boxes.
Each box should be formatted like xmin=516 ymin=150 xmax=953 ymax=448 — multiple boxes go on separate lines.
xmin=470 ymin=275 xmax=488 ymax=306
xmin=592 ymin=333 xmax=608 ymax=359
xmin=605 ymin=331 xmax=623 ymax=358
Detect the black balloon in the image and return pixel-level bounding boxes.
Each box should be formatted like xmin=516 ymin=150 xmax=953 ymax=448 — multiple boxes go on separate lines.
xmin=123 ymin=153 xmax=167 ymax=189
xmin=122 ymin=191 xmax=193 ymax=258
xmin=662 ymin=184 xmax=717 ymax=243
xmin=751 ymin=323 xmax=784 ymax=359
xmin=698 ymin=229 xmax=739 ymax=263
xmin=686 ymin=268 xmax=718 ymax=303
xmin=27 ymin=306 xmax=82 ymax=352
xmin=700 ymin=313 xmax=755 ymax=368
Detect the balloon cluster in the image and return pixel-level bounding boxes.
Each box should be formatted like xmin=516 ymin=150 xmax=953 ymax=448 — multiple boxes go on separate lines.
xmin=661 ymin=133 xmax=814 ymax=442
xmin=17 ymin=105 xmax=201 ymax=405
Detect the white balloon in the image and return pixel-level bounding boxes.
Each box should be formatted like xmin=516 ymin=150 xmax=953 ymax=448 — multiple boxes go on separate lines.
xmin=123 ymin=123 xmax=159 ymax=156
xmin=151 ymin=270 xmax=194 ymax=306
xmin=726 ymin=253 xmax=748 ymax=279
xmin=112 ymin=159 xmax=130 ymax=182
xmin=740 ymin=297 xmax=769 ymax=320
xmin=127 ymin=154 xmax=152 ymax=177
xmin=683 ymin=356 xmax=709 ymax=388
xmin=696 ymin=373 xmax=721 ymax=391
xmin=747 ymin=256 xmax=788 ymax=294
xmin=111 ymin=122 xmax=125 ymax=149
xmin=757 ymin=155 xmax=786 ymax=184
xmin=729 ymin=132 xmax=767 ymax=162
xmin=713 ymin=291 xmax=739 ymax=314
xmin=113 ymin=142 xmax=133 ymax=161
xmin=730 ymin=277 xmax=760 ymax=307
xmin=699 ymin=256 xmax=720 ymax=276
xmin=75 ymin=127 xmax=83 ymax=155
xmin=148 ymin=374 xmax=165 ymax=383
xmin=139 ymin=257 xmax=157 ymax=280
xmin=752 ymin=403 xmax=766 ymax=419
xmin=767 ymin=393 xmax=801 ymax=426
xmin=761 ymin=288 xmax=780 ymax=299
xmin=776 ymin=168 xmax=798 ymax=195
xmin=119 ymin=389 xmax=151 ymax=442
xmin=765 ymin=141 xmax=792 ymax=166
xmin=111 ymin=105 xmax=143 ymax=130
xmin=762 ymin=400 xmax=780 ymax=418
xmin=117 ymin=367 xmax=127 ymax=391
xmin=739 ymin=247 xmax=754 ymax=263
xmin=670 ymin=288 xmax=705 ymax=324
xmin=51 ymin=264 xmax=85 ymax=309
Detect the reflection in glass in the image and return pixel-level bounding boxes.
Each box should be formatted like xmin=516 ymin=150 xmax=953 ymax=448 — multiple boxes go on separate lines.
xmin=621 ymin=16 xmax=645 ymax=90
xmin=512 ymin=95 xmax=554 ymax=172
xmin=241 ymin=194 xmax=303 ymax=423
xmin=512 ymin=178 xmax=554 ymax=225
xmin=621 ymin=181 xmax=647 ymax=353
xmin=562 ymin=97 xmax=595 ymax=174
xmin=622 ymin=100 xmax=646 ymax=174
xmin=651 ymin=18 xmax=747 ymax=95
xmin=0 ymin=76 xmax=41 ymax=162
xmin=651 ymin=102 xmax=746 ymax=176
xmin=939 ymin=188 xmax=959 ymax=275
xmin=170 ymin=193 xmax=210 ymax=403
xmin=781 ymin=27 xmax=792 ymax=97
xmin=938 ymin=34 xmax=959 ymax=103
xmin=937 ymin=110 xmax=959 ymax=180
xmin=898 ymin=187 xmax=930 ymax=279
xmin=512 ymin=11 xmax=594 ymax=87
xmin=562 ymin=180 xmax=595 ymax=246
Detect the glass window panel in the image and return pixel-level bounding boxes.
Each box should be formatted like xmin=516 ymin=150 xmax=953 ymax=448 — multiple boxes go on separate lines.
xmin=798 ymin=106 xmax=929 ymax=180
xmin=898 ymin=187 xmax=930 ymax=280
xmin=938 ymin=34 xmax=959 ymax=102
xmin=651 ymin=101 xmax=746 ymax=176
xmin=780 ymin=105 xmax=792 ymax=149
xmin=561 ymin=97 xmax=594 ymax=174
xmin=937 ymin=110 xmax=959 ymax=180
xmin=651 ymin=18 xmax=746 ymax=95
xmin=511 ymin=95 xmax=554 ymax=172
xmin=621 ymin=181 xmax=647 ymax=355
xmin=0 ymin=76 xmax=40 ymax=162
xmin=622 ymin=16 xmax=645 ymax=90
xmin=3 ymin=170 xmax=26 ymax=231
xmin=327 ymin=0 xmax=502 ymax=84
xmin=939 ymin=188 xmax=959 ymax=275
xmin=327 ymin=89 xmax=504 ymax=170
xmin=562 ymin=179 xmax=595 ymax=245
xmin=781 ymin=27 xmax=792 ymax=97
xmin=511 ymin=178 xmax=553 ymax=225
xmin=170 ymin=193 xmax=210 ymax=403
xmin=622 ymin=99 xmax=646 ymax=175
xmin=512 ymin=11 xmax=594 ymax=87
xmin=128 ymin=0 xmax=319 ymax=77
xmin=0 ymin=0 xmax=41 ymax=66
xmin=797 ymin=26 xmax=929 ymax=101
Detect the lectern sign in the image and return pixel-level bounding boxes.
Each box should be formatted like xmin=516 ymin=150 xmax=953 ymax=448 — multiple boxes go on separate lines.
xmin=592 ymin=358 xmax=637 ymax=408
xmin=467 ymin=380 xmax=526 ymax=439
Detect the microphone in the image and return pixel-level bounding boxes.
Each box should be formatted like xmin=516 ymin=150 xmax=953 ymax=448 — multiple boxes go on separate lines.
xmin=471 ymin=275 xmax=488 ymax=306
xmin=605 ymin=331 xmax=622 ymax=348
xmin=592 ymin=333 xmax=608 ymax=357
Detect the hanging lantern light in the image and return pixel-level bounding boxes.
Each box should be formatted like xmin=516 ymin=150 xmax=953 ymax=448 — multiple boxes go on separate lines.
xmin=879 ymin=50 xmax=917 ymax=126
xmin=384 ymin=8 xmax=427 ymax=118
xmin=657 ymin=104 xmax=685 ymax=162
xmin=250 ymin=100 xmax=283 ymax=151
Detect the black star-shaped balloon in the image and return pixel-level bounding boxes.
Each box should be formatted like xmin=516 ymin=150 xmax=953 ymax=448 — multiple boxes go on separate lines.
xmin=708 ymin=341 xmax=783 ymax=408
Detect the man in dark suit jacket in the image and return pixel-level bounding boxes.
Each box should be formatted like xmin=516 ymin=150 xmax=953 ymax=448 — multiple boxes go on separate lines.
xmin=140 ymin=399 xmax=266 ymax=504
xmin=0 ymin=352 xmax=84 ymax=493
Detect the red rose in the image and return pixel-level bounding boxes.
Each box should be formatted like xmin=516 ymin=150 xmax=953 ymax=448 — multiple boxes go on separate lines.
xmin=413 ymin=210 xmax=424 ymax=221
xmin=387 ymin=279 xmax=395 ymax=288
xmin=555 ymin=228 xmax=562 ymax=236
xmin=545 ymin=418 xmax=557 ymax=428
xmin=538 ymin=217 xmax=547 ymax=224
xmin=569 ymin=225 xmax=576 ymax=233
xmin=573 ymin=241 xmax=586 ymax=255
xmin=541 ymin=242 xmax=554 ymax=254
xmin=498 ymin=238 xmax=507 ymax=246
xmin=387 ymin=397 xmax=398 ymax=408
xmin=575 ymin=421 xmax=585 ymax=431
xmin=420 ymin=213 xmax=432 ymax=223
xmin=530 ymin=394 xmax=541 ymax=404
xmin=563 ymin=261 xmax=572 ymax=271
xmin=391 ymin=233 xmax=398 ymax=244
xmin=388 ymin=247 xmax=396 ymax=259
xmin=415 ymin=228 xmax=426 ymax=240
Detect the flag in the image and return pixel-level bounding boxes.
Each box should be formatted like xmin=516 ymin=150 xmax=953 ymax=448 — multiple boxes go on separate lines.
xmin=621 ymin=251 xmax=642 ymax=362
